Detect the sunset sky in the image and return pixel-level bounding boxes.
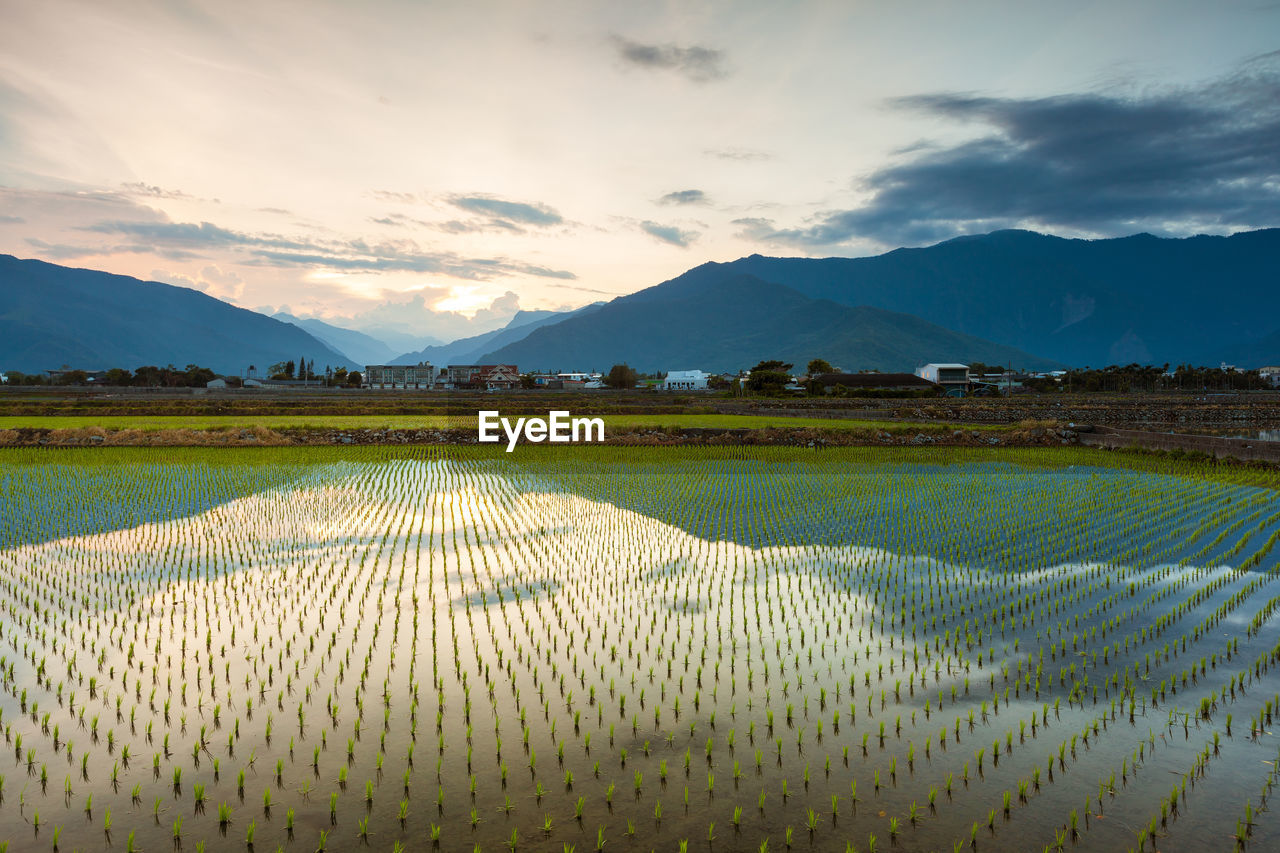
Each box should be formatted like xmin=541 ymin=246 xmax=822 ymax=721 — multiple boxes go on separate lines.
xmin=2 ymin=0 xmax=1278 ymax=343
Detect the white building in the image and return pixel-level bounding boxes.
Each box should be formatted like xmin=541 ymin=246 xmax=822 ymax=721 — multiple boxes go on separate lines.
xmin=916 ymin=363 xmax=970 ymax=395
xmin=205 ymin=378 xmax=228 ymax=389
xmin=662 ymin=369 xmax=711 ymax=391
xmin=365 ymin=363 xmax=437 ymax=389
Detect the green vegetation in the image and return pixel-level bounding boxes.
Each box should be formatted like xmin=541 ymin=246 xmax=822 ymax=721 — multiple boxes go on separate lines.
xmin=0 ymin=412 xmax=1007 ymax=433
xmin=0 ymin=445 xmax=1278 ymax=851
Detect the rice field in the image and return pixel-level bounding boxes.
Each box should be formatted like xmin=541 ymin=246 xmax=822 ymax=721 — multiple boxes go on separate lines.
xmin=1 ymin=445 xmax=1279 ymax=853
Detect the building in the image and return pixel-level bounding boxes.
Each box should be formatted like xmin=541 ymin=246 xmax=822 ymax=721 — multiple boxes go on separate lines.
xmin=205 ymin=378 xmax=228 ymax=389
xmin=1259 ymin=367 xmax=1280 ymax=387
xmin=661 ymin=369 xmax=712 ymax=391
xmin=46 ymin=368 xmax=108 ymax=383
xmin=444 ymin=364 xmax=519 ymax=390
xmin=812 ymin=372 xmax=936 ymax=393
xmin=364 ymin=363 xmax=437 ymax=389
xmin=916 ymin=363 xmax=970 ymax=396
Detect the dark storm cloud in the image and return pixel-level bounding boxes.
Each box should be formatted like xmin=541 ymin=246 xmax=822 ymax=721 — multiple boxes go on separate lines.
xmin=447 ymin=195 xmax=564 ymax=227
xmin=750 ymin=58 xmax=1280 ymax=247
xmin=639 ymin=220 xmax=698 ymax=248
xmin=657 ymin=189 xmax=708 ymax=206
xmin=612 ymin=35 xmax=727 ymax=82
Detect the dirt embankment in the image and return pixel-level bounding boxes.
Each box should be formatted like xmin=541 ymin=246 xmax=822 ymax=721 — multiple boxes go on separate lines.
xmin=724 ymin=395 xmax=1280 ymax=430
xmin=0 ymin=424 xmax=1080 ymax=448
xmin=0 ymin=425 xmax=294 ymax=447
xmin=1080 ymin=426 xmax=1280 ymax=464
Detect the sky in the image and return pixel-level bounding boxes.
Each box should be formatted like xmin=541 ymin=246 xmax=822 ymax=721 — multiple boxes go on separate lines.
xmin=2 ymin=0 xmax=1278 ymax=345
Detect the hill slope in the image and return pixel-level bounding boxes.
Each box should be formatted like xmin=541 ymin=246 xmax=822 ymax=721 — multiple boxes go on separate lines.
xmin=273 ymin=313 xmax=397 ymax=365
xmin=481 ymin=274 xmax=1056 ymax=373
xmin=0 ymin=255 xmax=351 ymax=374
xmin=394 ymin=303 xmax=604 ymax=366
xmin=717 ymin=229 xmax=1280 ymax=367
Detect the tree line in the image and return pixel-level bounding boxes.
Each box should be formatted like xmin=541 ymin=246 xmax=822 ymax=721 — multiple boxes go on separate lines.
xmin=2 ymin=364 xmax=218 ymax=387
xmin=1031 ymin=364 xmax=1276 ymax=393
xmin=1 ymin=362 xmax=366 ymax=388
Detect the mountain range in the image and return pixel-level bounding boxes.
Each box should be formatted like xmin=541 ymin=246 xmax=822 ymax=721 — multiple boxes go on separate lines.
xmin=0 ymin=255 xmax=350 ymax=375
xmin=272 ymin=312 xmax=401 ymax=366
xmin=480 ymin=273 xmax=1055 ymax=373
xmin=392 ymin=304 xmax=604 ymax=367
xmin=479 ymin=228 xmax=1280 ymax=371
xmin=703 ymin=229 xmax=1280 ymax=368
xmin=2 ymin=228 xmax=1277 ymax=377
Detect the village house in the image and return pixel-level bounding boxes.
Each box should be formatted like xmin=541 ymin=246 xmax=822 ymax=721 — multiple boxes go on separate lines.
xmin=661 ymin=369 xmax=712 ymax=391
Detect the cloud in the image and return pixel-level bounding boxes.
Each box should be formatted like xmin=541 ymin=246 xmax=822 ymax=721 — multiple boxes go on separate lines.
xmin=731 ymin=218 xmax=777 ymax=242
xmin=337 ymin=287 xmax=524 ymax=341
xmin=434 ymin=218 xmax=526 ymax=235
xmin=611 ymin=35 xmax=727 ymax=82
xmin=79 ymin=218 xmax=576 ymax=280
xmin=546 ymin=282 xmax=624 ymax=296
xmin=0 ymin=215 xmax=25 ymax=224
xmin=447 ymin=194 xmax=564 ymax=227
xmin=24 ymin=237 xmax=121 ymax=260
xmin=83 ymin=220 xmax=306 ymax=249
xmin=152 ymin=269 xmax=208 ymax=292
xmin=657 ymin=189 xmax=708 ymax=206
xmin=201 ymin=264 xmax=239 ymax=284
xmin=369 ymin=190 xmax=420 ymax=204
xmin=369 ymin=212 xmax=432 ymax=228
xmin=25 ymin=236 xmax=206 ymax=261
xmin=705 ymin=147 xmax=772 ymax=161
xmin=639 ymin=220 xmax=698 ymax=248
xmin=483 ymin=290 xmax=521 ymax=318
xmin=128 ymin=265 xmax=244 ymax=301
xmin=1 ymin=186 xmax=171 ymax=222
xmin=120 ymin=182 xmax=193 ymax=200
xmin=745 ymin=57 xmax=1280 ymax=248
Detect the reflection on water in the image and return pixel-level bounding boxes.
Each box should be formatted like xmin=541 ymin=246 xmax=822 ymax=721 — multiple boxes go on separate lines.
xmin=2 ymin=451 xmax=1280 ymax=853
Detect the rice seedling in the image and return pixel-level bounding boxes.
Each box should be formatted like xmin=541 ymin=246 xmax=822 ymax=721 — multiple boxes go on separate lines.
xmin=1 ymin=445 xmax=1279 ymax=850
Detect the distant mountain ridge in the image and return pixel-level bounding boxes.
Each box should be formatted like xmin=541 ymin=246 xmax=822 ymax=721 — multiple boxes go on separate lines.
xmin=483 ymin=228 xmax=1280 ymax=371
xmin=394 ymin=302 xmax=604 ymax=367
xmin=273 ymin=312 xmax=398 ymax=366
xmin=0 ymin=255 xmax=351 ymax=374
xmin=718 ymin=228 xmax=1280 ymax=367
xmin=5 ymin=228 xmax=1273 ymax=379
xmin=481 ymin=273 xmax=1058 ymax=373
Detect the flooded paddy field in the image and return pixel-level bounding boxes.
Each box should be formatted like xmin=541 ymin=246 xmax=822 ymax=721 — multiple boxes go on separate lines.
xmin=1 ymin=446 xmax=1279 ymax=852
